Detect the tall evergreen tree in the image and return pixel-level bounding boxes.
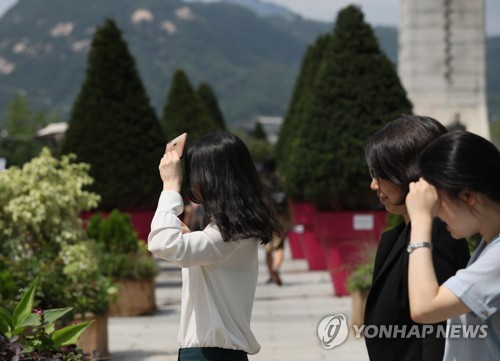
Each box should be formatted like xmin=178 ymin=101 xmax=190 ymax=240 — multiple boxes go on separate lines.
xmin=197 ymin=83 xmax=226 ymax=130
xmin=251 ymin=121 xmax=267 ymax=141
xmin=161 ymin=70 xmax=219 ymax=141
xmin=61 ymin=19 xmax=165 ymax=210
xmin=284 ymin=5 xmax=412 ymax=210
xmin=275 ymin=33 xmax=330 ymax=195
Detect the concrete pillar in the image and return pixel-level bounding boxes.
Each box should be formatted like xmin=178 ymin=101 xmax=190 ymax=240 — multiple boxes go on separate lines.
xmin=398 ymin=0 xmax=490 ymax=139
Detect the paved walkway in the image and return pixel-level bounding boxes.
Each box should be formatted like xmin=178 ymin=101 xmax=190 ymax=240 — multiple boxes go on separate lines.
xmin=108 ymin=244 xmax=370 ymax=361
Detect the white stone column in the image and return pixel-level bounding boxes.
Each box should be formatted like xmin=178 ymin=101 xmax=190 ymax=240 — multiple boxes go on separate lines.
xmin=398 ymin=0 xmax=490 ymax=139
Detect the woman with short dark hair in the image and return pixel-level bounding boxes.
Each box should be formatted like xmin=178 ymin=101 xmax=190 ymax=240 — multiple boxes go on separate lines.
xmin=363 ymin=115 xmax=470 ymax=361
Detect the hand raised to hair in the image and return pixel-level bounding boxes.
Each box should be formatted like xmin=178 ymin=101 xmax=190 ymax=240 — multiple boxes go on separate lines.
xmin=406 ymin=178 xmax=440 ymax=224
xmin=159 ymin=150 xmax=183 ymax=193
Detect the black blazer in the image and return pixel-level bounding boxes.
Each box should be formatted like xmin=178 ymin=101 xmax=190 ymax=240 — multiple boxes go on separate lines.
xmin=364 ymin=218 xmax=470 ymax=361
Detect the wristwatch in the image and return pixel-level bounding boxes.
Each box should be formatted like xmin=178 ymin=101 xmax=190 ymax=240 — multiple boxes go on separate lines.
xmin=407 ymin=242 xmax=433 ymax=253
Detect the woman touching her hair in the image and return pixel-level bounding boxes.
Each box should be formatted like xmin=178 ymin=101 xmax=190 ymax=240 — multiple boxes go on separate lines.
xmin=363 ymin=115 xmax=470 ymax=361
xmin=406 ymin=130 xmax=500 ymax=360
xmin=148 ymin=131 xmax=282 ymax=361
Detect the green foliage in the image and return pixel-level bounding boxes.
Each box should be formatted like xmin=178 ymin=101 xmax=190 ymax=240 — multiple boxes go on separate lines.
xmin=0 ymin=95 xmax=57 ymax=167
xmin=385 ymin=213 xmax=405 ymax=230
xmin=245 ymin=139 xmax=274 ymax=165
xmin=276 ymin=33 xmax=330 ymax=199
xmin=0 ymin=278 xmax=93 ymax=359
xmin=346 ymin=243 xmax=377 ymax=293
xmin=281 ymin=5 xmax=412 ymax=210
xmin=251 ymin=122 xmax=268 ymax=141
xmin=161 ymin=69 xmax=219 ymax=141
xmin=61 ymin=18 xmax=165 ymax=210
xmin=490 ymin=119 xmax=500 ymax=149
xmin=0 ymin=148 xmax=112 ymax=316
xmin=198 ymin=83 xmax=227 ymax=130
xmin=86 ymin=210 xmax=159 ymax=280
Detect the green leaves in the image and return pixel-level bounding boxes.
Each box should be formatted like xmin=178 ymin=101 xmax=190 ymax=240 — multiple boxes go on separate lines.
xmin=12 ymin=278 xmax=39 ymax=334
xmin=0 ymin=277 xmax=92 ymax=352
xmin=52 ymin=320 xmax=93 ymax=348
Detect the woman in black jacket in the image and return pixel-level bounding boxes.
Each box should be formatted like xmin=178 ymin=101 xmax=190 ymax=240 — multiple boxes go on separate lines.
xmin=363 ymin=115 xmax=470 ymax=361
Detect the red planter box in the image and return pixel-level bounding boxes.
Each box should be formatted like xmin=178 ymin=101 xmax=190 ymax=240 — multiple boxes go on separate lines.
xmin=290 ymin=202 xmax=326 ymax=270
xmin=287 ymin=229 xmax=305 ymax=259
xmin=314 ymin=211 xmax=387 ymax=296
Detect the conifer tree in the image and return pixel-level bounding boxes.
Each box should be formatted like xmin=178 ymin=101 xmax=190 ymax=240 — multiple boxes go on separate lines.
xmin=161 ymin=70 xmax=219 ymax=141
xmin=198 ymin=83 xmax=226 ymax=130
xmin=61 ymin=19 xmax=165 ymax=210
xmin=275 ymin=33 xmax=330 ymax=198
xmin=251 ymin=121 xmax=267 ymax=141
xmin=284 ymin=5 xmax=412 ymax=210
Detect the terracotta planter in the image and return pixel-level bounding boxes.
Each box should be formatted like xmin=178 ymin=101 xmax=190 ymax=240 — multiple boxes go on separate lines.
xmin=290 ymin=202 xmax=326 ymax=270
xmin=75 ymin=313 xmax=109 ymax=358
xmin=108 ymin=278 xmax=157 ymax=316
xmin=350 ymin=289 xmax=369 ymax=333
xmin=313 ymin=211 xmax=386 ymax=296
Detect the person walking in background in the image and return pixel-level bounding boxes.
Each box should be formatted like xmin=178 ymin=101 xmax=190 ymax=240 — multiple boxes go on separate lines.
xmin=406 ymin=130 xmax=500 ymax=361
xmin=363 ymin=115 xmax=470 ymax=361
xmin=148 ymin=132 xmax=282 ymax=361
xmin=261 ymin=159 xmax=290 ymax=286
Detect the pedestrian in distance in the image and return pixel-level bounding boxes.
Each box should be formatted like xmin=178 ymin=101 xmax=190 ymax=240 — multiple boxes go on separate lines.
xmin=148 ymin=131 xmax=282 ymax=361
xmin=363 ymin=115 xmax=470 ymax=361
xmin=406 ymin=130 xmax=500 ymax=361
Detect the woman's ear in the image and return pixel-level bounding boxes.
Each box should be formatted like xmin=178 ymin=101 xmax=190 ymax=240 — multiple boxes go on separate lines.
xmin=460 ymin=190 xmax=477 ymax=207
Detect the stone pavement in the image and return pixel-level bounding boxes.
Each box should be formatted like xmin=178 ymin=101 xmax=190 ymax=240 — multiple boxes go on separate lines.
xmin=108 ymin=244 xmax=370 ymax=361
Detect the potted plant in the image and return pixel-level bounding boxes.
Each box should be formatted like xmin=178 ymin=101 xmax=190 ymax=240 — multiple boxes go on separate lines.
xmin=0 ymin=278 xmax=94 ymax=360
xmin=346 ymin=243 xmax=377 ymax=331
xmin=0 ymin=148 xmax=113 ymax=358
xmin=277 ymin=6 xmax=412 ymax=289
xmin=86 ymin=209 xmax=159 ymax=317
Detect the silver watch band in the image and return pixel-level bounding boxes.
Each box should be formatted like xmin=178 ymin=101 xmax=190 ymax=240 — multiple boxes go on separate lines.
xmin=407 ymin=242 xmax=433 ymax=254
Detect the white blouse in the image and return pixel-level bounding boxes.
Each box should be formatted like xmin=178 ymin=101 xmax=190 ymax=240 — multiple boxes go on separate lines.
xmin=148 ymin=190 xmax=261 ymax=354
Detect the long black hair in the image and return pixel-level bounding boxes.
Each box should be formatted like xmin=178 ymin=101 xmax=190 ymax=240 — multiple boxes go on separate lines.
xmin=418 ymin=130 xmax=500 ymax=204
xmin=184 ymin=132 xmax=282 ymax=244
xmin=364 ymin=114 xmax=448 ymax=204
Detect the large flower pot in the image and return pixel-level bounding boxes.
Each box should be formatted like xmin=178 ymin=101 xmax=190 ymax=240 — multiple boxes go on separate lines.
xmin=290 ymin=202 xmax=326 ymax=270
xmin=75 ymin=313 xmax=109 ymax=358
xmin=314 ymin=211 xmax=386 ymax=296
xmin=108 ymin=278 xmax=156 ymax=317
xmin=286 ymin=226 xmax=305 ymax=259
xmin=350 ymin=289 xmax=369 ymax=332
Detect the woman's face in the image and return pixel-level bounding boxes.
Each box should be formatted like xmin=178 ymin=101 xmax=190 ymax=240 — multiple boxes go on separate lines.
xmin=370 ymin=177 xmax=408 ymax=217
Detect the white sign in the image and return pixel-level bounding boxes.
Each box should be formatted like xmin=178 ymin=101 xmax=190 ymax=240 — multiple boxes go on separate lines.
xmin=353 ymin=214 xmax=374 ymax=230
xmin=0 ymin=158 xmax=6 ymax=171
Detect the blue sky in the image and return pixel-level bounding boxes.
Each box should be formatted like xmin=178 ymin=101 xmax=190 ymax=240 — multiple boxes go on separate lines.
xmin=0 ymin=0 xmax=499 ymax=36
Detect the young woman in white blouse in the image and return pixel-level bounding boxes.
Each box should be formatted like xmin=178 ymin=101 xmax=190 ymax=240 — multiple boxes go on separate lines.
xmin=148 ymin=132 xmax=282 ymax=361
xmin=406 ymin=131 xmax=500 ymax=361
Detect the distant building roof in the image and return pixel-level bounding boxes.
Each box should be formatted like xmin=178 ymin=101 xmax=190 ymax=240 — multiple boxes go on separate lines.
xmin=36 ymin=122 xmax=68 ymax=137
xmin=255 ymin=116 xmax=283 ymax=145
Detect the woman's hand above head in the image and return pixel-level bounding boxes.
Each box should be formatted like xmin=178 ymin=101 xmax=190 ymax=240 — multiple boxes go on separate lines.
xmin=406 ymin=178 xmax=440 ymax=226
xmin=159 ymin=150 xmax=183 ymax=193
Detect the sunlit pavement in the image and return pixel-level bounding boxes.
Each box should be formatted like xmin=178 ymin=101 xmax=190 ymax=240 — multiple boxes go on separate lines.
xmin=108 ymin=243 xmax=370 ymax=361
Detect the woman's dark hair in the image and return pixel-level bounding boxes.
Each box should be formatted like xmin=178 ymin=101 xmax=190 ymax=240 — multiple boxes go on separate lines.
xmin=184 ymin=132 xmax=282 ymax=244
xmin=364 ymin=114 xmax=448 ymax=203
xmin=418 ymin=130 xmax=500 ymax=204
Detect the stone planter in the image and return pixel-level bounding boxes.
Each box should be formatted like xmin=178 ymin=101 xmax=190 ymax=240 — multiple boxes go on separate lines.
xmin=108 ymin=278 xmax=156 ymax=317
xmin=75 ymin=313 xmax=109 ymax=358
xmin=350 ymin=289 xmax=369 ymax=333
